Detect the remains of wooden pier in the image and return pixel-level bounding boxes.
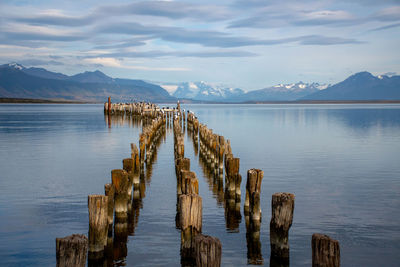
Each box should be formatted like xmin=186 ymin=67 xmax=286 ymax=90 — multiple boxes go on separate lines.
xmin=56 ymin=99 xmax=340 ymax=267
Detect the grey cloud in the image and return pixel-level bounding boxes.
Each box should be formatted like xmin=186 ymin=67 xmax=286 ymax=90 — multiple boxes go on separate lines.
xmin=93 ymin=38 xmax=148 ymax=49
xmin=368 ymin=22 xmax=400 ymax=31
xmin=3 ymin=31 xmax=86 ymax=42
xmin=18 ymin=59 xmax=64 ymax=66
xmin=297 ymin=35 xmax=364 ymax=45
xmin=229 ymin=12 xmax=362 ymax=29
xmin=0 ymin=35 xmax=46 ymax=48
xmin=97 ymin=22 xmax=361 ymax=47
xmin=99 ymin=1 xmax=232 ymax=21
xmin=84 ymin=50 xmax=258 ymax=58
xmin=96 ymin=22 xmax=267 ymax=48
xmin=15 ymin=15 xmax=96 ymax=27
xmin=10 ymin=1 xmax=232 ymax=28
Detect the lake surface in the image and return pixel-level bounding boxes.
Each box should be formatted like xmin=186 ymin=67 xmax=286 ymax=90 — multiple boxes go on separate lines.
xmin=0 ymin=103 xmax=399 ymax=266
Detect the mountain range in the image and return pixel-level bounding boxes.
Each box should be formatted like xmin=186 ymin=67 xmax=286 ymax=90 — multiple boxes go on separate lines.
xmin=170 ymin=81 xmax=245 ymax=102
xmin=0 ymin=63 xmax=399 ymax=102
xmin=0 ymin=63 xmax=175 ymax=102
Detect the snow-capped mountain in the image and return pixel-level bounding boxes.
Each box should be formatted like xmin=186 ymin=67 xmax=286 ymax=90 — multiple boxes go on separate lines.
xmin=236 ymin=82 xmax=329 ymax=102
xmin=169 ymin=81 xmax=245 ymax=101
xmin=6 ymin=62 xmax=25 ymax=70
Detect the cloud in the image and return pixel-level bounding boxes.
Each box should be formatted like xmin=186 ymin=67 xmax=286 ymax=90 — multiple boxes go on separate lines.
xmin=18 ymin=59 xmax=64 ymax=66
xmin=0 ymin=23 xmax=86 ymax=42
xmin=229 ymin=9 xmax=361 ymax=29
xmin=368 ymin=22 xmax=400 ymax=31
xmin=97 ymin=21 xmax=361 ymax=48
xmin=83 ymin=57 xmax=122 ymax=67
xmin=86 ymin=50 xmax=258 ymax=58
xmin=372 ymin=6 xmax=400 ymax=21
xmin=9 ymin=1 xmax=232 ymax=28
xmin=98 ymin=1 xmax=232 ymax=21
xmin=83 ymin=57 xmax=189 ymax=71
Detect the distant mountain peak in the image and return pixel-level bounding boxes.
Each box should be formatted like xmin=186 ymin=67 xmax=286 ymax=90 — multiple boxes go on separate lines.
xmin=70 ymin=69 xmax=114 ymax=83
xmin=302 ymin=71 xmax=400 ymax=100
xmin=1 ymin=62 xmax=25 ymax=70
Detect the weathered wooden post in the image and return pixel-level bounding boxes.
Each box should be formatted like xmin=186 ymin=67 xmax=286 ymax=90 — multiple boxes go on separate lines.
xmin=245 ymin=169 xmax=264 ymax=215
xmin=88 ymin=195 xmax=108 ymax=259
xmin=56 ymin=234 xmax=88 ymax=267
xmin=312 ymin=234 xmax=340 ymax=267
xmin=139 ymin=134 xmax=146 ymax=167
xmin=270 ymin=193 xmax=295 ymax=261
xmin=179 ymin=194 xmax=203 ymax=261
xmin=108 ymin=97 xmax=111 ymax=113
xmin=175 ymin=157 xmax=190 ymax=180
xmin=104 ymin=183 xmax=115 ymax=228
xmin=123 ymin=158 xmax=134 ymax=198
xmin=245 ymin=189 xmax=264 ymax=262
xmin=194 ymin=234 xmax=222 ymax=267
xmin=111 ymin=169 xmax=130 ymax=221
xmin=181 ymin=170 xmax=199 ymax=195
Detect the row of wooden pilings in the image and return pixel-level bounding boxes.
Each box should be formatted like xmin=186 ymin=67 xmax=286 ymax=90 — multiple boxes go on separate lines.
xmin=56 ymin=102 xmax=167 ymax=266
xmin=173 ymin=108 xmax=222 ymax=267
xmin=57 ymin=100 xmax=340 ymax=267
xmin=185 ymin=103 xmax=340 ymax=267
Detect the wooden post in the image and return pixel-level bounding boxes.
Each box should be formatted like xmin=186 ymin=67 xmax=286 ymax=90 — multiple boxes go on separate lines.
xmin=131 ymin=143 xmax=140 ymax=173
xmin=175 ymin=157 xmax=190 ymax=179
xmin=180 ymin=170 xmax=199 ymax=195
xmin=104 ymin=183 xmax=115 ymax=227
xmin=111 ymin=169 xmax=130 ymax=221
xmin=56 ymin=234 xmax=88 ymax=267
xmin=194 ymin=234 xmax=222 ymax=267
xmin=312 ymin=234 xmax=340 ymax=267
xmin=179 ymin=194 xmax=203 ymax=260
xmin=225 ymin=158 xmax=241 ymax=199
xmin=123 ymin=158 xmax=134 ymax=198
xmin=245 ymin=169 xmax=264 ymax=215
xmin=88 ymin=195 xmax=108 ymax=259
xmin=108 ymin=97 xmax=111 ymax=113
xmin=270 ymin=193 xmax=295 ymax=260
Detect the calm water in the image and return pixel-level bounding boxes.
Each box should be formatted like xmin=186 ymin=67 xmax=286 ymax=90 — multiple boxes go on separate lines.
xmin=0 ymin=104 xmax=399 ymax=266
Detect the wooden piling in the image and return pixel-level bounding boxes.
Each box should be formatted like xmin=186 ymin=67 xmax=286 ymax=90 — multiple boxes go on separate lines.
xmin=194 ymin=234 xmax=222 ymax=267
xmin=111 ymin=169 xmax=130 ymax=221
xmin=56 ymin=234 xmax=88 ymax=267
xmin=179 ymin=194 xmax=203 ymax=259
xmin=104 ymin=183 xmax=115 ymax=227
xmin=88 ymin=195 xmax=108 ymax=258
xmin=312 ymin=234 xmax=340 ymax=267
xmin=181 ymin=170 xmax=199 ymax=195
xmin=245 ymin=169 xmax=264 ymax=215
xmin=270 ymin=192 xmax=295 ymax=260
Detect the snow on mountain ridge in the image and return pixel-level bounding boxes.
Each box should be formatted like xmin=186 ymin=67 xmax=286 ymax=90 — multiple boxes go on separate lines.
xmin=172 ymin=81 xmax=244 ymax=101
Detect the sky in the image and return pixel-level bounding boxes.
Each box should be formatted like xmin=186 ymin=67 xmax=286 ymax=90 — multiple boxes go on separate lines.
xmin=0 ymin=0 xmax=399 ymax=90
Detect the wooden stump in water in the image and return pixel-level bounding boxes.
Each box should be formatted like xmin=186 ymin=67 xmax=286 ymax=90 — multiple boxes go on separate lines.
xmin=131 ymin=143 xmax=140 ymax=171
xmin=225 ymin=158 xmax=241 ymax=199
xmin=175 ymin=157 xmax=190 ymax=178
xmin=88 ymin=195 xmax=108 ymax=259
xmin=56 ymin=234 xmax=88 ymax=267
xmin=245 ymin=169 xmax=263 ymax=215
xmin=111 ymin=169 xmax=130 ymax=221
xmin=181 ymin=170 xmax=199 ymax=195
xmin=123 ymin=158 xmax=134 ymax=197
xmin=312 ymin=233 xmax=340 ymax=267
xmin=179 ymin=194 xmax=203 ymax=260
xmin=104 ymin=183 xmax=115 ymax=227
xmin=270 ymin=192 xmax=295 ymax=260
xmin=194 ymin=234 xmax=222 ymax=267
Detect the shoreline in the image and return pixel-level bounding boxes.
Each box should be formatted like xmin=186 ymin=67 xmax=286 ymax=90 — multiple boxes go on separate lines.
xmin=1 ymin=97 xmax=400 ymax=104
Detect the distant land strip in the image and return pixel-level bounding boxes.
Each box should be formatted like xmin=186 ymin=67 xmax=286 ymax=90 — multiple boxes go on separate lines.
xmin=1 ymin=97 xmax=400 ymax=104
xmin=0 ymin=98 xmax=94 ymax=104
